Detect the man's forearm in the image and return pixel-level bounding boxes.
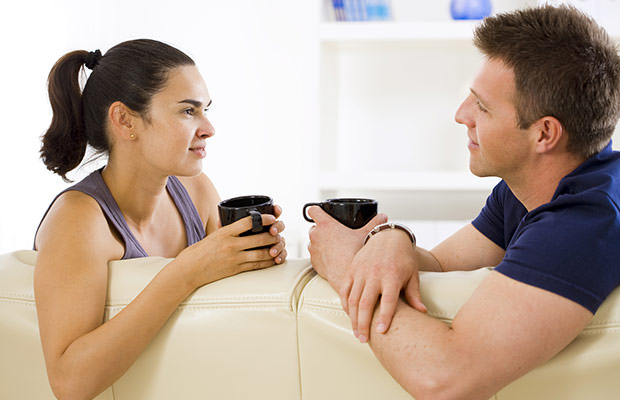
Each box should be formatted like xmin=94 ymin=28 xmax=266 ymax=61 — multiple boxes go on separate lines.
xmin=416 ymin=247 xmax=443 ymax=272
xmin=367 ymin=300 xmax=490 ymax=400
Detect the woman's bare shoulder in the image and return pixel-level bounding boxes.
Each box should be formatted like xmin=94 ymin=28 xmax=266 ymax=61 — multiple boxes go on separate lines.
xmin=35 ymin=190 xmax=124 ymax=261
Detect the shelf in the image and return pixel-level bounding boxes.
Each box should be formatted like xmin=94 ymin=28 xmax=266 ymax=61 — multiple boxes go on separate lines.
xmin=319 ymin=171 xmax=500 ymax=191
xmin=319 ymin=21 xmax=480 ymax=41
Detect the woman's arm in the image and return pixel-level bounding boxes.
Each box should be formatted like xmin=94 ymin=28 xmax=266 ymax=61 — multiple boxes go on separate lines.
xmin=35 ymin=190 xmax=280 ymax=400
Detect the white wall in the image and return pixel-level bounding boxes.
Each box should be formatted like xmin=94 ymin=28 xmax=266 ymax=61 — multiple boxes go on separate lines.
xmin=2 ymin=0 xmax=619 ymax=256
xmin=0 ymin=0 xmax=318 ymax=255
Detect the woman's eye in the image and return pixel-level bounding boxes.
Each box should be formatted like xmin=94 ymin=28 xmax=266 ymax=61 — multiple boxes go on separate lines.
xmin=184 ymin=108 xmax=194 ymax=116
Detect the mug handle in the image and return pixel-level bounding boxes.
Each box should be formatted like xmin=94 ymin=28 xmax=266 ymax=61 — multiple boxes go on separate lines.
xmin=249 ymin=210 xmax=263 ymax=233
xmin=303 ymin=202 xmax=322 ymax=223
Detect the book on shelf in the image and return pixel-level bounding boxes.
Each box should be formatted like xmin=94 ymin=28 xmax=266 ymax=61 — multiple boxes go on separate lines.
xmin=329 ymin=0 xmax=392 ymax=22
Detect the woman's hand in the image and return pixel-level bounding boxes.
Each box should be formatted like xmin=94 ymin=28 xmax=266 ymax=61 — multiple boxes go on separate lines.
xmin=178 ymin=211 xmax=284 ymax=289
xmin=268 ymin=205 xmax=287 ymax=264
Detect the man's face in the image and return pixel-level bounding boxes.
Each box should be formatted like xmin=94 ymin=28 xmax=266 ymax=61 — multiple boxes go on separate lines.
xmin=455 ymin=58 xmax=534 ymax=180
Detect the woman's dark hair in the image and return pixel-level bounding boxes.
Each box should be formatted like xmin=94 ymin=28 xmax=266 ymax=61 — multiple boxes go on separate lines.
xmin=473 ymin=5 xmax=620 ymax=159
xmin=41 ymin=39 xmax=195 ymax=181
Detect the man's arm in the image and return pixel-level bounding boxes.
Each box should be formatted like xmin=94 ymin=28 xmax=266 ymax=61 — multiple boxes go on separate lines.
xmin=343 ymin=223 xmax=506 ymax=341
xmin=431 ymin=223 xmax=505 ymax=272
xmin=366 ymin=271 xmax=593 ymax=400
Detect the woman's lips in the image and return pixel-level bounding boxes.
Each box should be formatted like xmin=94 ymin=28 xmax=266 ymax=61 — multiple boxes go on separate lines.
xmin=190 ymin=147 xmax=206 ymax=158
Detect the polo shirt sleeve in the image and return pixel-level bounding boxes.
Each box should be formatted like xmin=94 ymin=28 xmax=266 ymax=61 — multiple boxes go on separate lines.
xmin=495 ymin=194 xmax=620 ymax=314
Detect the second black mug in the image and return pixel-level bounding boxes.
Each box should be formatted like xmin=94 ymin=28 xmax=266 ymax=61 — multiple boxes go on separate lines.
xmin=303 ymin=198 xmax=377 ymax=229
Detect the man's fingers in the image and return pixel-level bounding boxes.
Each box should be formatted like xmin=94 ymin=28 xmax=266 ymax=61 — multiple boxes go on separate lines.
xmin=307 ymin=205 xmax=335 ymax=224
xmin=347 ymin=278 xmax=364 ymax=338
xmin=375 ymin=284 xmax=400 ymax=334
xmin=360 ymin=213 xmax=389 ymax=236
xmin=405 ymin=279 xmax=428 ymax=313
xmin=356 ymin=284 xmax=381 ymax=343
xmin=339 ymin=277 xmax=354 ymax=314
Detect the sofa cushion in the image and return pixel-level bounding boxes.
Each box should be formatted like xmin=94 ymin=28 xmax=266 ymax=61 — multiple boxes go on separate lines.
xmin=0 ymin=250 xmax=314 ymax=400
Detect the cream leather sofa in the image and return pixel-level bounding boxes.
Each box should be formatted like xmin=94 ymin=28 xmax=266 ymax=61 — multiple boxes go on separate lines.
xmin=1 ymin=250 xmax=619 ymax=399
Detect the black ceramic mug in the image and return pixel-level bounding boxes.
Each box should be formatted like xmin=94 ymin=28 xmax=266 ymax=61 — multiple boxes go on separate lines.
xmin=218 ymin=195 xmax=275 ymax=236
xmin=303 ymin=198 xmax=377 ymax=229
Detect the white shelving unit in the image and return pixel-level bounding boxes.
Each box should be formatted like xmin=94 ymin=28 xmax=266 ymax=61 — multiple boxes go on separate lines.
xmin=313 ymin=0 xmax=620 ymax=241
xmin=316 ymin=9 xmax=492 ymax=223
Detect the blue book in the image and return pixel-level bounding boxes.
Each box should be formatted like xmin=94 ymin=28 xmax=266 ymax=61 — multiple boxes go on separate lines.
xmin=332 ymin=0 xmax=345 ymax=21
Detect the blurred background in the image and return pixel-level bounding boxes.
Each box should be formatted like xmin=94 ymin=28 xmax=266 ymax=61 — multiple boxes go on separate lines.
xmin=1 ymin=0 xmax=619 ymax=257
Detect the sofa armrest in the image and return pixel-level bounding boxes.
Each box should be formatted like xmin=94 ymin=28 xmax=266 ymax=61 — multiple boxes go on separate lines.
xmin=297 ymin=267 xmax=620 ymax=399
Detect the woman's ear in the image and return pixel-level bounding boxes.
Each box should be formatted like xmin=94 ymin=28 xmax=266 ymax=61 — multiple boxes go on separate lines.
xmin=108 ymin=101 xmax=137 ymax=141
xmin=533 ymin=116 xmax=565 ymax=154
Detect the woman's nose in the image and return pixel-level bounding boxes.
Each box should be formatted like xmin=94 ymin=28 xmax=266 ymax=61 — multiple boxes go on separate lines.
xmin=197 ymin=117 xmax=215 ymax=138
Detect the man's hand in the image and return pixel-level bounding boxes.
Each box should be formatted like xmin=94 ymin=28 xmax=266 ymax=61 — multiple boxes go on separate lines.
xmin=344 ymin=229 xmax=427 ymax=343
xmin=307 ymin=206 xmax=387 ymax=291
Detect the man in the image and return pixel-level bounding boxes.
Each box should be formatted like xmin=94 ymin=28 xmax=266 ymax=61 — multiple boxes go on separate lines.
xmin=307 ymin=5 xmax=620 ymax=399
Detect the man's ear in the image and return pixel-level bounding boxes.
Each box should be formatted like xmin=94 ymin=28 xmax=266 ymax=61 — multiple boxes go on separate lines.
xmin=532 ymin=116 xmax=565 ymax=154
xmin=107 ymin=101 xmax=138 ymax=141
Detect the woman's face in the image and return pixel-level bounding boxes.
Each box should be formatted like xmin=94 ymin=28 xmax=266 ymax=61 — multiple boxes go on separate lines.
xmin=133 ymin=65 xmax=215 ymax=177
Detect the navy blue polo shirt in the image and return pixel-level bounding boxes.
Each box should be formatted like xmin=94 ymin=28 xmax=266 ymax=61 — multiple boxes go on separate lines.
xmin=472 ymin=142 xmax=620 ymax=314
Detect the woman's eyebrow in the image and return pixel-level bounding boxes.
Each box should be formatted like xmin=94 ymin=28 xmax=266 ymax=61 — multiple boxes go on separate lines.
xmin=178 ymin=99 xmax=212 ymax=108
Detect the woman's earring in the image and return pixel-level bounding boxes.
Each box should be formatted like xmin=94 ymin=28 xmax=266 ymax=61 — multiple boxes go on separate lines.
xmin=129 ymin=133 xmax=136 ymax=139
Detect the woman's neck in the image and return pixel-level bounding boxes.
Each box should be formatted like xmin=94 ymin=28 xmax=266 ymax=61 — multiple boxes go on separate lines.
xmin=101 ymin=162 xmax=169 ymax=230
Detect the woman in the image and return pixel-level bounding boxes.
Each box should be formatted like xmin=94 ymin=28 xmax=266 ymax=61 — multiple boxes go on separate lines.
xmin=34 ymin=39 xmax=287 ymax=399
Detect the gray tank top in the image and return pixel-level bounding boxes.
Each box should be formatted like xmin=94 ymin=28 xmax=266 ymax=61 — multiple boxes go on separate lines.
xmin=35 ymin=168 xmax=206 ymax=259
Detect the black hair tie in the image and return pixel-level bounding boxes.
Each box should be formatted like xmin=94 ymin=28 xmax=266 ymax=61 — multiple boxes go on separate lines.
xmin=84 ymin=49 xmax=102 ymax=70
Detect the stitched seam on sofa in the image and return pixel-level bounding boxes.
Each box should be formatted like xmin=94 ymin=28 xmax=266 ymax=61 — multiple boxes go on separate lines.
xmin=291 ymin=266 xmax=317 ymax=313
xmin=106 ymin=295 xmax=289 ymax=307
xmin=0 ymin=298 xmax=36 ymax=307
xmin=583 ymin=319 xmax=620 ymax=327
xmin=178 ymin=304 xmax=291 ymax=310
xmin=578 ymin=326 xmax=620 ymax=336
xmin=302 ymin=299 xmax=457 ymax=319
xmin=302 ymin=301 xmax=342 ymax=310
xmin=106 ymin=304 xmax=292 ymax=313
xmin=186 ymin=294 xmax=288 ymax=301
xmin=0 ymin=292 xmax=34 ymax=301
xmin=295 ymin=297 xmax=304 ymax=399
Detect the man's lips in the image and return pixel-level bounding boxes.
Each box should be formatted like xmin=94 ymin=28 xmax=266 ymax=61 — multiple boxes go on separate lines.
xmin=468 ymin=137 xmax=479 ymax=149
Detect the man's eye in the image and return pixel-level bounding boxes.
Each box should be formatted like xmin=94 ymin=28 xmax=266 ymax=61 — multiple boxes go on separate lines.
xmin=476 ymin=100 xmax=488 ymax=113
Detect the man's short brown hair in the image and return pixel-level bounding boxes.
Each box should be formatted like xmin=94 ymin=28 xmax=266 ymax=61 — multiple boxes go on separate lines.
xmin=473 ymin=5 xmax=620 ymax=158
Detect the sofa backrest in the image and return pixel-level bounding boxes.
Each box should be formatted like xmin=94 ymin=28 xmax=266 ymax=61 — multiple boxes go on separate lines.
xmin=1 ymin=250 xmax=619 ymax=400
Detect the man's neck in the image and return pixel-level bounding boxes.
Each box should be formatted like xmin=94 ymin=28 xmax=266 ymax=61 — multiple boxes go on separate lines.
xmin=505 ymin=153 xmax=585 ymax=212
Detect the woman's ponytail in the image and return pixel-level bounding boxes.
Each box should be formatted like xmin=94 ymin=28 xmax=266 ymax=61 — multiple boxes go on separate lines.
xmin=40 ymin=40 xmax=195 ymax=181
xmin=40 ymin=50 xmax=89 ymax=181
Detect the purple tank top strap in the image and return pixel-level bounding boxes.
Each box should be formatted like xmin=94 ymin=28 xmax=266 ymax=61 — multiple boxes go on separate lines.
xmin=166 ymin=175 xmax=206 ymax=246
